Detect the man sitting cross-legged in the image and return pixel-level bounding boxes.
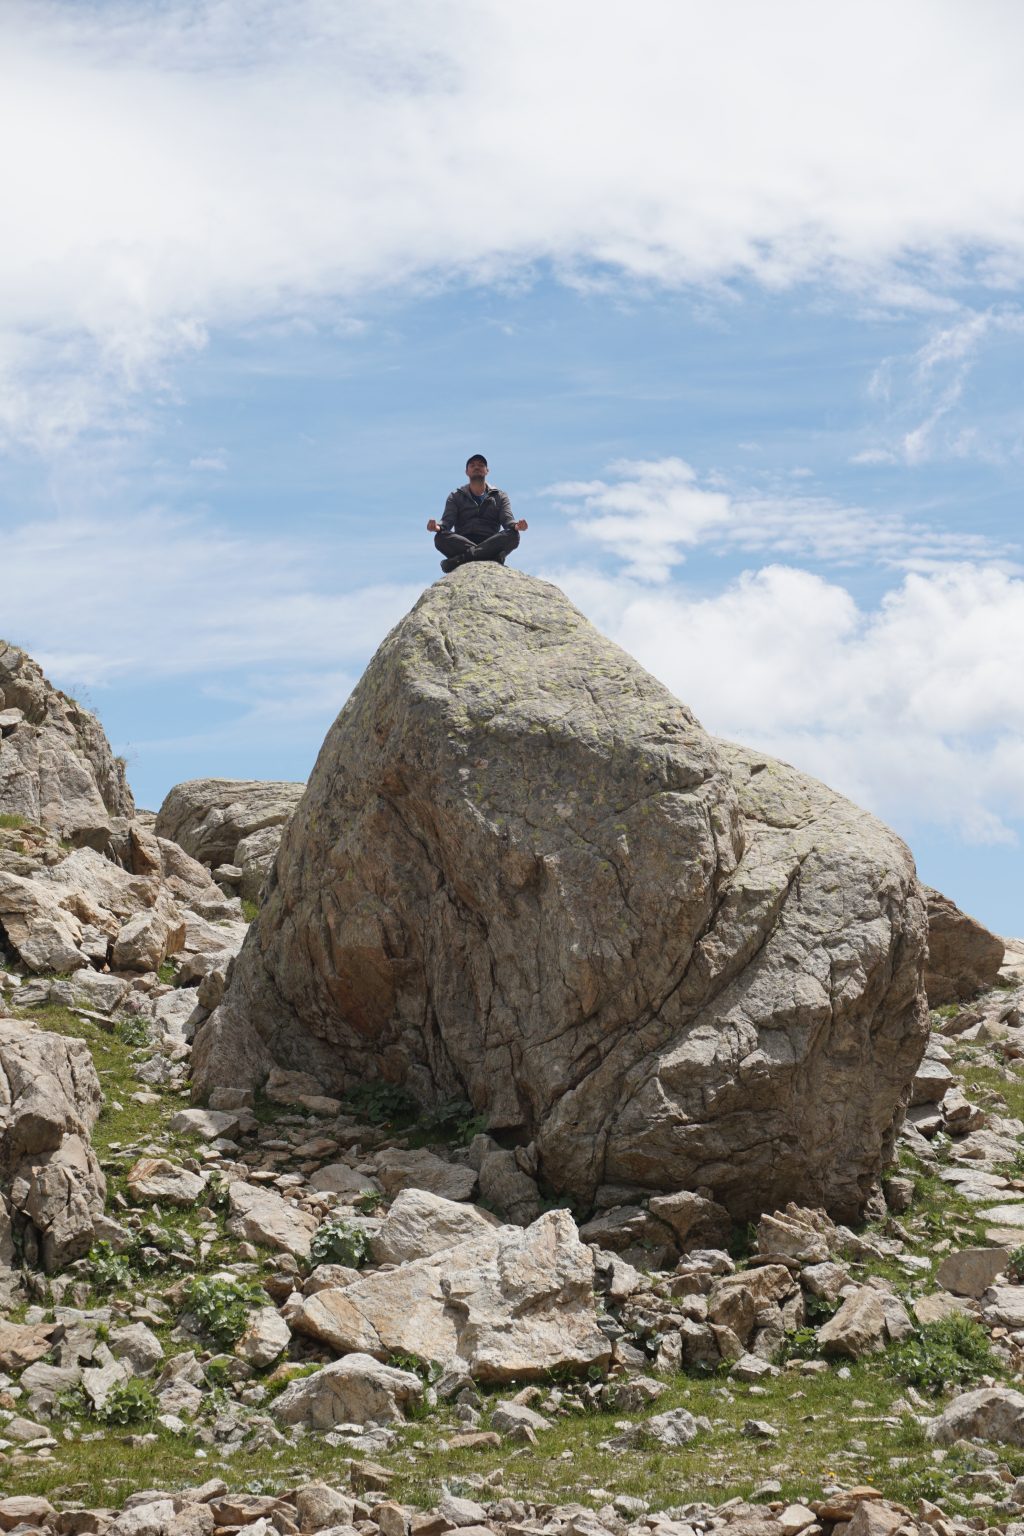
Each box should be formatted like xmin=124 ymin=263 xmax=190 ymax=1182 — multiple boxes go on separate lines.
xmin=427 ymin=454 xmax=529 ymax=572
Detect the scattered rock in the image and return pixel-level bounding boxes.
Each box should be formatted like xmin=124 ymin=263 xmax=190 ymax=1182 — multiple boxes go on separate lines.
xmin=226 ymin=1181 xmax=318 ymax=1259
xmin=370 ymin=1187 xmax=500 ymax=1264
xmin=292 ymin=1208 xmax=610 ymax=1381
xmin=127 ymin=1158 xmax=208 ymax=1207
xmin=271 ymin=1352 xmax=422 ymax=1428
xmin=927 ymin=1385 xmax=1024 ymax=1445
xmin=936 ymin=1246 xmax=1009 ymax=1298
xmin=816 ymin=1286 xmax=888 ymax=1358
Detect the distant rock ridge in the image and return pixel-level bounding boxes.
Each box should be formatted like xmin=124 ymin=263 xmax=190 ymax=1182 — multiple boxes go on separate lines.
xmin=192 ymin=565 xmax=929 ymax=1220
xmin=155 ymin=778 xmax=305 ymax=902
xmin=0 ymin=641 xmax=134 ymax=847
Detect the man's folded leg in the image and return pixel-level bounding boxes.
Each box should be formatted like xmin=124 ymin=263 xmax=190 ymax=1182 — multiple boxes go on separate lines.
xmin=471 ymin=528 xmax=520 ymax=563
xmin=434 ymin=531 xmax=479 ymax=570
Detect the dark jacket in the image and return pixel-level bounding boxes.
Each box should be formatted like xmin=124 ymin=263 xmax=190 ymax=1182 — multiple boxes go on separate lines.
xmin=441 ymin=483 xmax=515 ymax=542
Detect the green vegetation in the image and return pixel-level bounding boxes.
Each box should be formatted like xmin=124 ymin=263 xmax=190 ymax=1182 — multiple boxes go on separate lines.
xmin=95 ymin=1378 xmax=160 ymax=1427
xmin=182 ymin=1275 xmax=270 ymax=1349
xmin=309 ymin=1216 xmax=371 ymax=1268
xmin=241 ymin=898 xmax=259 ymax=923
xmin=888 ymin=1314 xmax=997 ymax=1394
xmin=0 ymin=811 xmax=28 ymax=829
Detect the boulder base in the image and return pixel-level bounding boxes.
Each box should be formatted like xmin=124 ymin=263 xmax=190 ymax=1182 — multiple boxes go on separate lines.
xmin=193 ymin=566 xmax=928 ymax=1220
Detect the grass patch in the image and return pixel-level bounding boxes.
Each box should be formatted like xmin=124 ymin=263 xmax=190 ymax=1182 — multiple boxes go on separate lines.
xmin=0 ymin=812 xmax=28 ymax=829
xmin=241 ymin=898 xmax=259 ymax=923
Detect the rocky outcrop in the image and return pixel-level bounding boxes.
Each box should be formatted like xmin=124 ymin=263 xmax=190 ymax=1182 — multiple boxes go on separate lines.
xmin=155 ymin=779 xmax=304 ymax=899
xmin=0 ymin=642 xmax=133 ymax=848
xmin=193 ymin=565 xmax=928 ymax=1221
xmin=0 ymin=1018 xmax=105 ymax=1272
xmin=923 ymin=886 xmax=1005 ymax=1006
xmin=290 ymin=1208 xmax=610 ymax=1382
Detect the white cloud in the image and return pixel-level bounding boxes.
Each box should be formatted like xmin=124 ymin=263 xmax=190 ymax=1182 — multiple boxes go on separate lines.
xmin=0 ymin=507 xmax=420 ymax=687
xmin=6 ymin=0 xmax=1024 ymax=444
xmin=855 ymin=307 xmax=1024 ymax=465
xmin=548 ymin=457 xmax=1013 ymax=577
xmin=548 ymin=560 xmax=1024 ymax=846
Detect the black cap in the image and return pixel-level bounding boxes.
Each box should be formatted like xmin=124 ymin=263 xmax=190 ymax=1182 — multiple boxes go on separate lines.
xmin=466 ymin=454 xmax=488 ymax=469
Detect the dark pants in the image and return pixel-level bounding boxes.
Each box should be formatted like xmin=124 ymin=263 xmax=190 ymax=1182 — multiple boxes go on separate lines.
xmin=435 ymin=527 xmax=520 ymax=564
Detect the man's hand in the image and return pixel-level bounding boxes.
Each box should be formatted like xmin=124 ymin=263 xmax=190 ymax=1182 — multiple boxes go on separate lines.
xmin=515 ymin=519 xmax=528 ymax=532
xmin=426 ymin=518 xmax=440 ymax=533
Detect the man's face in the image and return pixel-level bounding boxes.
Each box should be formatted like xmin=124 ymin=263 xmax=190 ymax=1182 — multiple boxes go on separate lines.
xmin=467 ymin=458 xmax=487 ymax=482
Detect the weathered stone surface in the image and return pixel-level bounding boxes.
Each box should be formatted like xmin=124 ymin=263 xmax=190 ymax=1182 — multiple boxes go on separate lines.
xmin=308 ymin=1163 xmax=381 ymax=1199
xmin=109 ymin=1322 xmax=164 ymax=1374
xmin=272 ymin=1352 xmax=421 ymax=1428
xmin=816 ymin=1286 xmax=888 ymax=1358
xmin=127 ymin=1158 xmax=208 ymax=1207
xmin=0 ymin=844 xmax=188 ymax=976
xmin=112 ymin=909 xmax=185 ymax=973
xmin=373 ymin=1148 xmax=477 ymax=1203
xmin=235 ymin=1305 xmax=290 ymax=1367
xmin=0 ymin=642 xmax=133 ymax=846
xmin=927 ymin=1386 xmax=1024 ymax=1444
xmin=647 ymin=1190 xmax=731 ymax=1251
xmin=292 ymin=1208 xmax=609 ymax=1381
xmin=226 ymin=1181 xmax=317 ymax=1258
xmin=0 ymin=1017 xmax=105 ymax=1269
xmin=370 ymin=1188 xmax=500 ymax=1265
xmin=0 ymin=1318 xmax=57 ymax=1371
xmin=936 ymin=1246 xmax=1009 ymax=1298
xmin=155 ymin=779 xmax=304 ymax=871
xmin=193 ymin=567 xmax=928 ymax=1220
xmin=924 ymin=887 xmax=1005 ymax=1006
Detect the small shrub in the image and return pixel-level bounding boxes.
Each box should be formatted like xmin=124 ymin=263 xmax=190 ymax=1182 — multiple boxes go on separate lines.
xmin=89 ymin=1241 xmax=132 ymax=1292
xmin=115 ymin=1016 xmax=150 ymax=1048
xmin=386 ymin=1350 xmax=442 ymax=1383
xmin=1007 ymin=1246 xmax=1024 ymax=1281
xmin=95 ymin=1378 xmax=158 ymax=1427
xmin=415 ymin=1098 xmax=487 ymax=1147
xmin=157 ymin=960 xmax=176 ymax=985
xmin=310 ymin=1217 xmax=371 ymax=1268
xmin=888 ymin=1314 xmax=997 ymax=1394
xmin=354 ymin=1189 xmax=386 ymax=1215
xmin=241 ymin=899 xmax=259 ymax=923
xmin=182 ymin=1275 xmax=269 ymax=1349
xmin=804 ymin=1293 xmax=841 ymax=1326
xmin=344 ymin=1081 xmax=418 ymax=1126
xmin=776 ymin=1325 xmax=820 ymax=1363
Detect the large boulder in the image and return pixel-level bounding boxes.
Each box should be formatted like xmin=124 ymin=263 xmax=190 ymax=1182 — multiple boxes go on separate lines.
xmin=193 ymin=566 xmax=928 ymax=1220
xmin=290 ymin=1207 xmax=610 ymax=1382
xmin=923 ymin=887 xmax=1005 ymax=1006
xmin=155 ymin=779 xmax=304 ymax=892
xmin=0 ymin=1018 xmax=106 ymax=1271
xmin=0 ymin=642 xmax=133 ymax=848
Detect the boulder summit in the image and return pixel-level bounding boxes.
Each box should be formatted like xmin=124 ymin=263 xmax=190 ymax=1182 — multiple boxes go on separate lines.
xmin=193 ymin=565 xmax=928 ymax=1220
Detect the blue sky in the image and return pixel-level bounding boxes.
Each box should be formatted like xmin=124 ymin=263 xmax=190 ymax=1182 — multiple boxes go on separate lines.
xmin=2 ymin=0 xmax=1023 ymax=933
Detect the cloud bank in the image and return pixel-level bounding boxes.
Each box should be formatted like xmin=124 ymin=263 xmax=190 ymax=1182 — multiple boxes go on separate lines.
xmin=5 ymin=0 xmax=1024 ymax=445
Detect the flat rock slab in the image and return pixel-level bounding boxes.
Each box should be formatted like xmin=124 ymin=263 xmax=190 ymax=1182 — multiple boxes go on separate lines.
xmin=272 ymin=1352 xmax=421 ymax=1429
xmin=227 ymin=1181 xmax=317 ymax=1259
xmin=936 ymin=1247 xmax=1009 ymax=1298
xmin=170 ymin=1108 xmax=240 ymax=1140
xmin=979 ymin=1204 xmax=1024 ymax=1229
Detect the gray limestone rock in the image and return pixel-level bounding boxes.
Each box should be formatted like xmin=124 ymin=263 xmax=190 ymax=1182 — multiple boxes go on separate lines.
xmin=271 ymin=1352 xmax=422 ymax=1428
xmin=155 ymin=779 xmax=304 ymax=872
xmin=291 ymin=1207 xmax=610 ymax=1382
xmin=192 ymin=566 xmax=928 ymax=1220
xmin=0 ymin=642 xmax=133 ymax=848
xmin=927 ymin=1386 xmax=1024 ymax=1445
xmin=924 ymin=887 xmax=1005 ymax=1006
xmin=369 ymin=1187 xmax=500 ymax=1265
xmin=0 ymin=1017 xmax=105 ymax=1270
